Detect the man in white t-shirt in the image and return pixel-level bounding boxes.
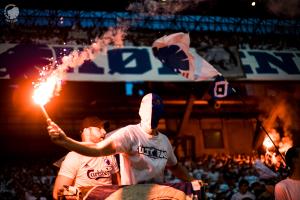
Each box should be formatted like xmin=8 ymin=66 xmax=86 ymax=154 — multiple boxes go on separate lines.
xmin=52 ymin=117 xmax=120 ymax=199
xmin=48 ymin=93 xmax=196 ymax=185
xmin=275 ymin=146 xmax=300 ymax=200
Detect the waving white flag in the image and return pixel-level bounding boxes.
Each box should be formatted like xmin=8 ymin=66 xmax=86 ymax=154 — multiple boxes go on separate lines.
xmin=152 ymin=32 xmax=221 ymax=81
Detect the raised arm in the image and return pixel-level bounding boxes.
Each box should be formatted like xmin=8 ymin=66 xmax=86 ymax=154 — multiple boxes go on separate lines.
xmin=47 ymin=121 xmax=116 ymax=157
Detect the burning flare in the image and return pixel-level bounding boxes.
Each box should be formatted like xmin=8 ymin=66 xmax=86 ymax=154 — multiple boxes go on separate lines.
xmin=32 ymin=68 xmax=61 ymax=122
xmin=32 ymin=27 xmax=127 ymax=107
xmin=32 ymin=73 xmax=60 ymax=106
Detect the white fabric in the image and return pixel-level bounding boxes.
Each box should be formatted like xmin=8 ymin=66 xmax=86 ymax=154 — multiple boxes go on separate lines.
xmin=58 ymin=152 xmax=119 ymax=187
xmin=139 ymin=93 xmax=154 ymax=132
xmin=152 ymin=32 xmax=220 ymax=81
xmin=254 ymin=159 xmax=277 ymax=179
xmin=104 ymin=124 xmax=177 ymax=185
xmin=275 ymin=178 xmax=300 ymax=200
xmin=230 ymin=191 xmax=255 ymax=200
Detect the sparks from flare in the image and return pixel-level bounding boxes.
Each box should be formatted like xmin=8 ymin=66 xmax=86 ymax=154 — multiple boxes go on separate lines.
xmin=32 ymin=72 xmax=60 ymax=106
xmin=32 ymin=27 xmax=127 ymax=112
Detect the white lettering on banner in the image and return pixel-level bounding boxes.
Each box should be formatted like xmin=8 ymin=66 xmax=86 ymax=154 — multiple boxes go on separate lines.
xmin=0 ymin=43 xmax=299 ymax=81
xmin=0 ymin=44 xmax=186 ymax=81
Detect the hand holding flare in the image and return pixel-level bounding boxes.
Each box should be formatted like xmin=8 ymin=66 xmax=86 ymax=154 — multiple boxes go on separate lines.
xmin=32 ymin=74 xmax=67 ymax=144
xmin=47 ymin=121 xmax=67 ymax=145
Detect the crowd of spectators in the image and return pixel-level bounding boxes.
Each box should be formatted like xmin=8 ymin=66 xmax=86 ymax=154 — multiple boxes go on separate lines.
xmin=0 ymin=151 xmax=288 ymax=200
xmin=166 ymin=152 xmax=287 ymax=200
xmin=1 ymin=25 xmax=299 ymax=51
xmin=0 ymin=159 xmax=56 ymax=200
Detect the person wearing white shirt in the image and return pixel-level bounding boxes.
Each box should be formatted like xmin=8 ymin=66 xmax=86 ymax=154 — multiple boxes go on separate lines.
xmin=275 ymin=146 xmax=300 ymax=200
xmin=52 ymin=117 xmax=120 ymax=199
xmin=48 ymin=93 xmax=196 ymax=185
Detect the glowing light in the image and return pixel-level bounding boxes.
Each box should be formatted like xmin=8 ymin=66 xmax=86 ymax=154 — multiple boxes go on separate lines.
xmin=263 ymin=129 xmax=279 ymax=149
xmin=32 ymin=74 xmax=59 ymax=106
xmin=279 ymin=136 xmax=293 ymax=153
xmin=262 ymin=128 xmax=293 ymax=165
xmin=251 ymin=1 xmax=256 ymax=6
xmin=263 ymin=137 xmax=274 ymax=149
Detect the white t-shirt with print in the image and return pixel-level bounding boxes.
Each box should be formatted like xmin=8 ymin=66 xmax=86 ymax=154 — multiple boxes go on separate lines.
xmin=58 ymin=152 xmax=119 ymax=187
xmin=104 ymin=124 xmax=177 ymax=185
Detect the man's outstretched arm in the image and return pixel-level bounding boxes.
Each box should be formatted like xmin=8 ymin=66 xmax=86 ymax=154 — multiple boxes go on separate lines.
xmin=48 ymin=121 xmax=116 ymax=157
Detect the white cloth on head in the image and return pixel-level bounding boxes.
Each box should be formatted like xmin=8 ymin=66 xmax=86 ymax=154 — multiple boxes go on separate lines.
xmin=139 ymin=93 xmax=163 ymax=131
xmin=139 ymin=93 xmax=154 ymax=132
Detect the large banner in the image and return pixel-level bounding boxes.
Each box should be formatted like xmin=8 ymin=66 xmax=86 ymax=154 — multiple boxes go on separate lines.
xmin=199 ymin=46 xmax=244 ymax=78
xmin=239 ymin=49 xmax=300 ymax=80
xmin=0 ymin=43 xmax=299 ymax=81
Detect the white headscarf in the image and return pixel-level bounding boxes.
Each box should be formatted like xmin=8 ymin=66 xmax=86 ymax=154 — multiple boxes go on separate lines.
xmin=139 ymin=93 xmax=164 ymax=133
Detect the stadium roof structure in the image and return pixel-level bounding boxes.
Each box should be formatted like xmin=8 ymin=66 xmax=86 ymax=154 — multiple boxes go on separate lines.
xmin=1 ymin=3 xmax=299 ymax=35
xmin=1 ymin=0 xmax=300 ymax=19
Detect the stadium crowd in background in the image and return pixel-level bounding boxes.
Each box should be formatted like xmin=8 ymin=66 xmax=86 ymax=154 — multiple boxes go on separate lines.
xmin=1 ymin=26 xmax=299 ymax=51
xmin=0 ymin=151 xmax=290 ymax=200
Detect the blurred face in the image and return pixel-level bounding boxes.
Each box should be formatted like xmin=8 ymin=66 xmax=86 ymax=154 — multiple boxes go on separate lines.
xmin=239 ymin=183 xmax=249 ymax=194
xmin=81 ymin=127 xmax=106 ymax=143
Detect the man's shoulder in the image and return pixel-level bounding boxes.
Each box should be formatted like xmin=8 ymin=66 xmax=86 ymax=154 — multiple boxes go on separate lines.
xmin=119 ymin=124 xmax=141 ymax=134
xmin=277 ymin=178 xmax=290 ymax=184
xmin=157 ymin=131 xmax=170 ymax=141
xmin=106 ymin=124 xmax=138 ymax=141
xmin=126 ymin=124 xmax=139 ymax=129
xmin=65 ymin=151 xmax=84 ymax=159
xmin=276 ymin=177 xmax=300 ymax=186
xmin=110 ymin=124 xmax=137 ymax=133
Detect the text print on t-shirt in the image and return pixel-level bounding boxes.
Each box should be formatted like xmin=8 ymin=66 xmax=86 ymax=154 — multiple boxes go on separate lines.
xmin=138 ymin=145 xmax=167 ymax=159
xmin=87 ymin=166 xmax=112 ymax=180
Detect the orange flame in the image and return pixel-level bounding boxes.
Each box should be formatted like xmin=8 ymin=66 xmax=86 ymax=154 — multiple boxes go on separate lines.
xmin=262 ymin=129 xmax=279 ymax=150
xmin=262 ymin=128 xmax=293 ymax=166
xmin=263 ymin=137 xmax=274 ymax=149
xmin=32 ymin=73 xmax=60 ymax=106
